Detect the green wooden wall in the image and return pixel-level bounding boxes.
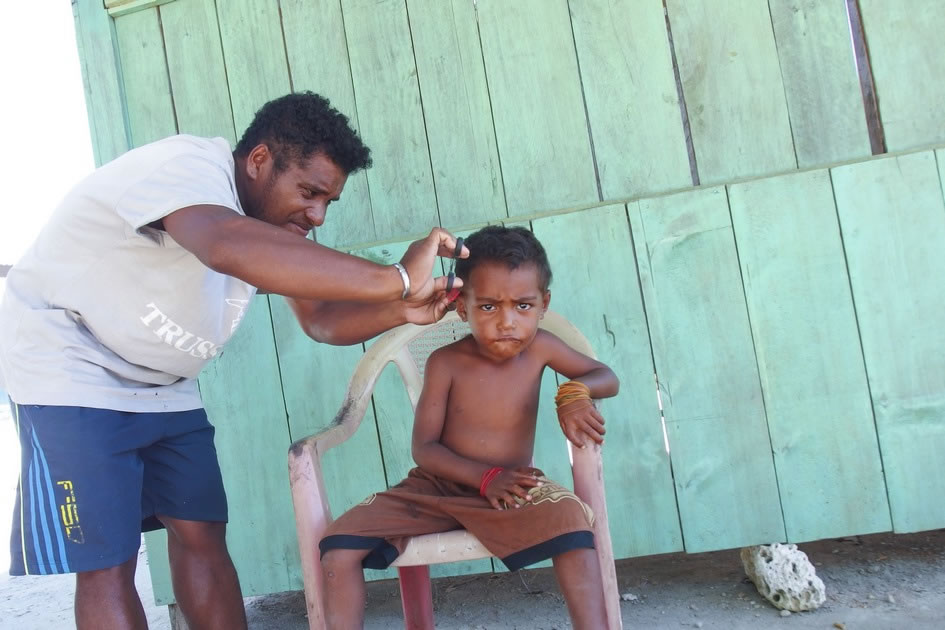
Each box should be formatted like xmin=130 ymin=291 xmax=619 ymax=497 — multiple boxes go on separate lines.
xmin=72 ymin=0 xmax=945 ymax=603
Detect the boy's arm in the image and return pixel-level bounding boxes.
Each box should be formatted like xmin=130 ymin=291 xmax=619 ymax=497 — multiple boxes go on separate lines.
xmin=411 ymin=350 xmax=491 ymax=488
xmin=411 ymin=350 xmax=541 ymax=507
xmin=537 ymin=330 xmax=620 ymax=448
xmin=537 ymin=330 xmax=620 ymax=399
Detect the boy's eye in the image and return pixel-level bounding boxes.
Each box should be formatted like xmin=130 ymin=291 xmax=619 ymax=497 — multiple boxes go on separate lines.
xmin=479 ymin=304 xmax=495 ymax=312
xmin=517 ymin=303 xmax=532 ymax=311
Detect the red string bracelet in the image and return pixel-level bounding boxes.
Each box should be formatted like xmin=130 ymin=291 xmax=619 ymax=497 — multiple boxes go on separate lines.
xmin=479 ymin=466 xmax=504 ymax=497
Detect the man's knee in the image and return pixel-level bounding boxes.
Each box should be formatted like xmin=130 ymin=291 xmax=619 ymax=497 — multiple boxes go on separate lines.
xmin=159 ymin=516 xmax=228 ymax=553
xmin=76 ymin=555 xmax=138 ymax=589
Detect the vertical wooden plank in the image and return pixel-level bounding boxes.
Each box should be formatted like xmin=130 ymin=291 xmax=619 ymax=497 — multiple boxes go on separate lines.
xmin=199 ymin=300 xmax=300 ymax=594
xmin=832 ymin=152 xmax=945 ymax=533
xmin=354 ymin=240 xmax=491 ymax=579
xmin=73 ymin=0 xmax=131 ymax=165
xmin=215 ymin=0 xmax=291 ymax=132
xmin=665 ymin=0 xmax=796 ymax=183
xmin=767 ymin=0 xmax=871 ymax=167
xmin=114 ymin=8 xmax=178 ymax=146
xmin=629 ymin=187 xmax=785 ymax=552
xmin=857 ymin=1 xmax=945 ymax=151
xmin=186 ymin=0 xmax=300 ymax=598
xmin=728 ymin=170 xmax=890 ymax=542
xmin=341 ymin=0 xmax=438 ymax=240
xmin=476 ymin=0 xmax=598 ymax=214
xmin=406 ymin=0 xmax=507 ymax=228
xmin=280 ymin=0 xmax=375 ymax=248
xmin=568 ymin=0 xmax=691 ymax=198
xmin=159 ymin=0 xmax=236 ymax=143
xmin=938 ymin=150 xmax=945 ymax=197
xmin=533 ymin=206 xmax=683 ymax=558
xmin=141 ymin=533 xmax=173 ymax=605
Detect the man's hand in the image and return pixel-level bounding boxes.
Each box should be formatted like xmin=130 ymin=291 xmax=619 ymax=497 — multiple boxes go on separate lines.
xmin=403 ymin=289 xmax=457 ymax=325
xmin=556 ymin=399 xmax=606 ymax=449
xmin=400 ymin=228 xmax=469 ymax=320
xmin=483 ymin=467 xmax=545 ymax=510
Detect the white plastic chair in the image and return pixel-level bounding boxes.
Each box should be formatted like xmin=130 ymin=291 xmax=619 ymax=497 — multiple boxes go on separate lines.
xmin=288 ymin=311 xmax=622 ymax=629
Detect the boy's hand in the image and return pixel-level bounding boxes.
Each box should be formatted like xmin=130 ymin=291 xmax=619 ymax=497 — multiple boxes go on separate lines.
xmin=484 ymin=467 xmax=544 ymax=510
xmin=556 ymin=399 xmax=606 ymax=448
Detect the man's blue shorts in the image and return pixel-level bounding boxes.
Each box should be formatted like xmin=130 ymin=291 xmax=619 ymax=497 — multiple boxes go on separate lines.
xmin=7 ymin=401 xmax=228 ymax=575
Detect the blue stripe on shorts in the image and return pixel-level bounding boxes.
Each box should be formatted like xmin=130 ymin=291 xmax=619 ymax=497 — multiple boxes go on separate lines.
xmin=7 ymin=400 xmax=227 ymax=575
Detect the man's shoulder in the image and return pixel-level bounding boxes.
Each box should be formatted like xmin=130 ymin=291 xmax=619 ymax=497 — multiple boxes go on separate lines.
xmin=141 ymin=134 xmax=232 ymax=162
xmin=109 ymin=135 xmax=231 ymax=169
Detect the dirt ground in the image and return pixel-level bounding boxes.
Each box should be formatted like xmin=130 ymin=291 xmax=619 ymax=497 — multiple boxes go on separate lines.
xmin=1 ymin=529 xmax=943 ymax=629
xmin=2 ymin=395 xmax=944 ymax=629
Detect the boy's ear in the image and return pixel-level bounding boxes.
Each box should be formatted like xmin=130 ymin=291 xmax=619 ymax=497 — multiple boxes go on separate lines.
xmin=456 ymin=294 xmax=468 ymax=321
xmin=540 ymin=290 xmax=551 ymax=318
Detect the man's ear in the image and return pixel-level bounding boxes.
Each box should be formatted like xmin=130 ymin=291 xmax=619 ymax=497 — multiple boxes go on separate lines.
xmin=245 ymin=143 xmax=273 ymax=180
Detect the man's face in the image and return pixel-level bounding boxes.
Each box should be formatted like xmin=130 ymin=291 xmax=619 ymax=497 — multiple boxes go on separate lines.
xmin=243 ymin=148 xmax=348 ymax=236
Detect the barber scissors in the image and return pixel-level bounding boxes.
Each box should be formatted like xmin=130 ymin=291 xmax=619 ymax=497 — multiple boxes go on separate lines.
xmin=445 ymin=237 xmax=464 ymax=304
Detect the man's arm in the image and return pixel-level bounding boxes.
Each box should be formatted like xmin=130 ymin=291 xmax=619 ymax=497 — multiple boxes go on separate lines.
xmin=162 ymin=205 xmax=464 ymax=303
xmin=285 ymin=288 xmax=459 ymax=345
xmin=163 ymin=205 xmax=405 ymax=301
xmin=284 ymin=297 xmax=406 ymax=345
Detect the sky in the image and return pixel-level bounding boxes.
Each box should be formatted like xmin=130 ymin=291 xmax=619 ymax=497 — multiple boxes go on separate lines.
xmin=0 ymin=3 xmax=95 ymax=267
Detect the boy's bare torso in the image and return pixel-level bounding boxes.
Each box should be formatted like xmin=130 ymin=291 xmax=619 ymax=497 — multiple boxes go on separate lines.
xmin=436 ymin=334 xmax=548 ymax=469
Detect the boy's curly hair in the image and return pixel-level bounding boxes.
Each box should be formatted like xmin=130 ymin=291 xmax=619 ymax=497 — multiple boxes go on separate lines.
xmin=456 ymin=225 xmax=553 ymax=291
xmin=235 ymin=91 xmax=372 ymax=174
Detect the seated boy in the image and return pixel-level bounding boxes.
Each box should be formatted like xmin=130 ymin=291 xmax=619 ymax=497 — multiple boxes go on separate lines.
xmin=319 ymin=225 xmax=620 ymax=629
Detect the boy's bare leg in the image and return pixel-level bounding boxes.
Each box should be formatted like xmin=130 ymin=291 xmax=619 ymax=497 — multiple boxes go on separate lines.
xmin=321 ymin=548 xmax=372 ymax=629
xmin=75 ymin=554 xmax=148 ymax=630
xmin=553 ymin=547 xmax=608 ymax=630
xmin=161 ymin=516 xmax=248 ymax=630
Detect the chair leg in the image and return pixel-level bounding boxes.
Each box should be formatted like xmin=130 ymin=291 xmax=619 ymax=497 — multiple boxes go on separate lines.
xmin=397 ymin=565 xmax=435 ymax=630
xmin=572 ymin=442 xmax=623 ymax=630
xmin=289 ymin=447 xmax=332 ymax=630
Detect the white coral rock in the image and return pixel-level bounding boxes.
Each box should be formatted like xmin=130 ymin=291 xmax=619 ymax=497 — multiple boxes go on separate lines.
xmin=740 ymin=543 xmax=826 ymax=611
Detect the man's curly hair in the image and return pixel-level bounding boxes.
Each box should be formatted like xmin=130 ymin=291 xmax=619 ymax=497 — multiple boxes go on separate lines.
xmin=456 ymin=225 xmax=553 ymax=291
xmin=235 ymin=91 xmax=372 ymax=174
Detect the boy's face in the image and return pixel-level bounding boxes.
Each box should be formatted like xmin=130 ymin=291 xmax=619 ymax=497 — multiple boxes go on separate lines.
xmin=456 ymin=261 xmax=550 ymax=362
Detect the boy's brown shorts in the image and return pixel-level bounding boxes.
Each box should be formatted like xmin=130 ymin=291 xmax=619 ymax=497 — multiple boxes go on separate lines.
xmin=319 ymin=467 xmax=595 ymax=571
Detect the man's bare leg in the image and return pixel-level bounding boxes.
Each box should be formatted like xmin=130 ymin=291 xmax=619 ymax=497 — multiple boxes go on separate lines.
xmin=321 ymin=548 xmax=372 ymax=629
xmin=75 ymin=553 xmax=148 ymax=630
xmin=553 ymin=547 xmax=608 ymax=629
xmin=160 ymin=516 xmax=247 ymax=630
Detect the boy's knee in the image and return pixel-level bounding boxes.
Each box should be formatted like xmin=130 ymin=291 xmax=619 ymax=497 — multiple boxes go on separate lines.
xmin=320 ymin=548 xmax=368 ymax=577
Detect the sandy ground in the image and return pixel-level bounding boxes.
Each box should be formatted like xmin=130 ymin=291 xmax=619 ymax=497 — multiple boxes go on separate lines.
xmin=2 ymin=375 xmax=944 ymax=628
